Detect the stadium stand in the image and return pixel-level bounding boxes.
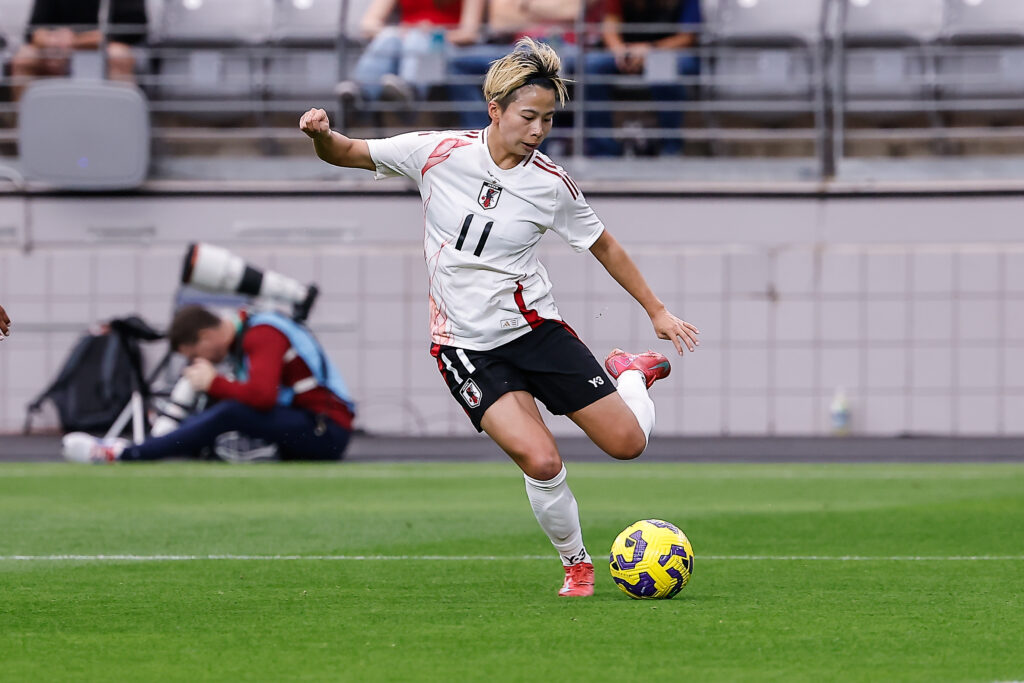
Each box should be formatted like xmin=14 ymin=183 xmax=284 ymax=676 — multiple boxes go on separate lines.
xmin=3 ymin=0 xmax=1024 ymax=182
xmin=938 ymin=0 xmax=1024 ymax=103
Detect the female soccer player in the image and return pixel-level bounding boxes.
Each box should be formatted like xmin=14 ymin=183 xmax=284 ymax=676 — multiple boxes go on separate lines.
xmin=300 ymin=38 xmax=699 ymax=597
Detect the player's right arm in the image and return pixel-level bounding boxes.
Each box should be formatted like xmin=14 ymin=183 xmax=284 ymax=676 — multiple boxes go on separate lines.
xmin=299 ymin=108 xmax=376 ymax=171
xmin=0 ymin=303 xmax=10 ymax=338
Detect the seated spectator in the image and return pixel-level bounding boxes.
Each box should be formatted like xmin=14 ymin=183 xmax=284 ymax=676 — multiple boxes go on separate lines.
xmin=337 ymin=0 xmax=484 ymax=111
xmin=63 ymin=305 xmax=355 ymax=463
xmin=10 ymin=0 xmax=147 ymax=100
xmin=584 ymin=0 xmax=701 ymax=156
xmin=448 ymin=0 xmax=582 ymax=130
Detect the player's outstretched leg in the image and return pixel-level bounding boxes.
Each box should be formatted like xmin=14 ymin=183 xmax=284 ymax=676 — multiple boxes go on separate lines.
xmin=568 ymin=349 xmax=671 ymax=460
xmin=481 ymin=391 xmax=595 ymax=597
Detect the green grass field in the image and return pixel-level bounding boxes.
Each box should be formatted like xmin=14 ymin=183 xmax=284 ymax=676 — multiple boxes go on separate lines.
xmin=1 ymin=462 xmax=1022 ymax=682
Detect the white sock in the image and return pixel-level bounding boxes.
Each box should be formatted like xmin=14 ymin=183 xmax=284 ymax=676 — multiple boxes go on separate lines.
xmin=616 ymin=369 xmax=655 ymax=452
xmin=523 ymin=465 xmax=591 ymax=566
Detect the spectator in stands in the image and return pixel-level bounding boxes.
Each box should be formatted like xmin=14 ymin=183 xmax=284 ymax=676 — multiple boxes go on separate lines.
xmin=0 ymin=303 xmax=10 ymax=339
xmin=11 ymin=0 xmax=147 ymax=100
xmin=62 ymin=305 xmax=355 ymax=463
xmin=448 ymin=0 xmax=583 ymax=130
xmin=584 ymin=0 xmax=702 ymax=156
xmin=337 ymin=0 xmax=484 ymax=111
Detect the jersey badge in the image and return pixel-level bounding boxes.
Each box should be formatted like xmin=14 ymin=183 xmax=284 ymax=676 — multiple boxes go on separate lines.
xmin=478 ymin=180 xmax=502 ymax=210
xmin=460 ymin=379 xmax=483 ymax=408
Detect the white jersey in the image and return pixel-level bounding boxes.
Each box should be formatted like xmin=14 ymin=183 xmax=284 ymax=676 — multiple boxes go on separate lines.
xmin=366 ymin=128 xmax=605 ymax=351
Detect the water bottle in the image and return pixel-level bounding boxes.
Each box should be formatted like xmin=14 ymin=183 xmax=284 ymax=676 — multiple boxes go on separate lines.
xmin=829 ymin=387 xmax=851 ymax=436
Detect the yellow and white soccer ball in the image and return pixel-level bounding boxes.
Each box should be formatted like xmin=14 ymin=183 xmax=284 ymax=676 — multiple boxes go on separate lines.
xmin=609 ymin=519 xmax=694 ymax=599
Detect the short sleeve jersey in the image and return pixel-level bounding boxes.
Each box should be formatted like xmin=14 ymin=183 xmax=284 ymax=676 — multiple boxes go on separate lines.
xmin=366 ymin=129 xmax=605 ymax=351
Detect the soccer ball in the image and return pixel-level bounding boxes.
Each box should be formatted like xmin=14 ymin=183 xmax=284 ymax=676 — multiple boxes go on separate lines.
xmin=609 ymin=519 xmax=694 ymax=599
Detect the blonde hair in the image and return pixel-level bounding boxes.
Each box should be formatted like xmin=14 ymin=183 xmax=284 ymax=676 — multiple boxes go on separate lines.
xmin=482 ymin=37 xmax=570 ymax=108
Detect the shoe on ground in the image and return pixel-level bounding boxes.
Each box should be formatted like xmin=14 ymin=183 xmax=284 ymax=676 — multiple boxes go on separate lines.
xmin=62 ymin=432 xmax=128 ymax=464
xmin=334 ymin=79 xmax=364 ymax=110
xmin=604 ymin=348 xmax=671 ymax=389
xmin=559 ymin=562 xmax=595 ymax=597
xmin=379 ymin=74 xmax=415 ymax=105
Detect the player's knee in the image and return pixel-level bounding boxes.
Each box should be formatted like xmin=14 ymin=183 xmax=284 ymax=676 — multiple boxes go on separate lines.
xmin=605 ymin=429 xmax=647 ymax=461
xmin=519 ymin=447 xmax=563 ymax=481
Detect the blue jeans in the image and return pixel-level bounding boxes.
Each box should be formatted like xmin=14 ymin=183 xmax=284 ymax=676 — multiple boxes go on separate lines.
xmin=353 ymin=26 xmax=442 ymax=100
xmin=584 ymin=51 xmax=700 ymax=156
xmin=122 ymin=400 xmax=351 ymax=461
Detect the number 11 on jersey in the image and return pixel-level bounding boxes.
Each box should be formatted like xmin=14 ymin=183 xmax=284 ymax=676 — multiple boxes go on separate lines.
xmin=455 ymin=214 xmax=494 ymax=257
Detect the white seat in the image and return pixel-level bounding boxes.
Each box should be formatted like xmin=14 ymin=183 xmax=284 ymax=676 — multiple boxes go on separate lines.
xmin=706 ymin=0 xmax=825 ymax=105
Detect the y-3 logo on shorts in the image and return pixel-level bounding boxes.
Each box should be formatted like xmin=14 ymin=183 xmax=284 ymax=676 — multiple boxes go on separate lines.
xmin=588 ymin=376 xmax=605 ymax=387
xmin=460 ymin=379 xmax=483 ymax=408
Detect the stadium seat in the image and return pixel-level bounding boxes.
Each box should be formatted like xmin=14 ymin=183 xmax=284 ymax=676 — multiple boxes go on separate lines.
xmin=266 ymin=0 xmax=343 ymax=98
xmin=19 ymin=79 xmax=150 ymax=189
xmin=151 ymin=0 xmax=274 ymax=99
xmin=938 ymin=0 xmax=1024 ymax=100
xmin=839 ymin=0 xmax=945 ymax=101
xmin=704 ymin=0 xmax=825 ymax=104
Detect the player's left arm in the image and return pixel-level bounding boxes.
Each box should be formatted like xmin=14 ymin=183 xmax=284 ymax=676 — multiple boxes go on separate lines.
xmin=589 ymin=230 xmax=700 ymax=355
xmin=0 ymin=303 xmax=10 ymax=338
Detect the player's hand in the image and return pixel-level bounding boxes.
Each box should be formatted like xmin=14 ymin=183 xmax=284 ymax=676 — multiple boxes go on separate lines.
xmin=183 ymin=358 xmax=217 ymax=393
xmin=650 ymin=309 xmax=699 ymax=355
xmin=299 ymin=108 xmax=332 ymax=140
xmin=0 ymin=303 xmax=9 ymax=339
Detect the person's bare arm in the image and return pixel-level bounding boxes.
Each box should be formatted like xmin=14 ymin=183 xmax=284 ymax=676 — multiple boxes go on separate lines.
xmin=299 ymin=108 xmax=376 ymax=171
xmin=359 ymin=0 xmax=396 ymax=38
xmin=589 ymin=230 xmax=699 ymax=354
xmin=0 ymin=303 xmax=10 ymax=338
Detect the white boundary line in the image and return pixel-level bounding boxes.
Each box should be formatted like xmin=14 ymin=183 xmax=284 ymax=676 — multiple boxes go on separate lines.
xmin=1 ymin=554 xmax=1022 ymax=562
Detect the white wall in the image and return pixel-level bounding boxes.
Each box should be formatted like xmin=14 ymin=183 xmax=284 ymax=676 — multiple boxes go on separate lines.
xmin=1 ymin=191 xmax=1022 ymax=437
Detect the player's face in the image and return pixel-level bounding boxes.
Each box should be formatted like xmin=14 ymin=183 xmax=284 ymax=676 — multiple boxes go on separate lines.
xmin=492 ymin=85 xmax=556 ymax=158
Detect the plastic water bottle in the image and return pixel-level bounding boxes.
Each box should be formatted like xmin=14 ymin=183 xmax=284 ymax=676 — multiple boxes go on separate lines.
xmin=829 ymin=387 xmax=851 ymax=436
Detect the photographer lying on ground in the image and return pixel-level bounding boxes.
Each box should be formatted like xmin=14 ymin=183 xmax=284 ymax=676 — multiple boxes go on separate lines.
xmin=63 ymin=305 xmax=355 ymax=463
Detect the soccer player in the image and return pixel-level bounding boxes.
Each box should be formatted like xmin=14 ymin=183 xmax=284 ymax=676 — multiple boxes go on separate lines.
xmin=299 ymin=38 xmax=699 ymax=597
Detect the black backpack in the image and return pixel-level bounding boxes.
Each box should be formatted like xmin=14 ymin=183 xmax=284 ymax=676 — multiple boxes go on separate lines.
xmin=24 ymin=316 xmax=163 ymax=434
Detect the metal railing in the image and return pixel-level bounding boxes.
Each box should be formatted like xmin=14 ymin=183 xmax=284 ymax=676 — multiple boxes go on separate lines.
xmin=2 ymin=0 xmax=1024 ymax=182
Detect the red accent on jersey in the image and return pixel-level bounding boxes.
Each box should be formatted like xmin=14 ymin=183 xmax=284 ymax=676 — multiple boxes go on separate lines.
xmin=533 ymin=157 xmax=580 ymax=195
xmin=207 ymin=325 xmax=353 ymax=430
xmin=532 ymin=160 xmax=578 ymax=199
xmin=513 ymin=281 xmax=544 ymax=329
xmin=422 ymin=137 xmax=473 ymax=177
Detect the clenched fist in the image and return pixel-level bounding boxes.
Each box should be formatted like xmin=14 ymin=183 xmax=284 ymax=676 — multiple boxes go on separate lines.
xmin=299 ymin=108 xmax=332 ymax=140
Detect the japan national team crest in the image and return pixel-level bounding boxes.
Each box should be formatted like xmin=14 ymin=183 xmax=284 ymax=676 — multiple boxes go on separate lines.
xmin=459 ymin=379 xmax=483 ymax=408
xmin=477 ymin=181 xmax=502 ymax=210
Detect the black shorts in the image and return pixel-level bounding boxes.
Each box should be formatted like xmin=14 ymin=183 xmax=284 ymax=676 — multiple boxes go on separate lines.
xmin=431 ymin=320 xmax=617 ymax=432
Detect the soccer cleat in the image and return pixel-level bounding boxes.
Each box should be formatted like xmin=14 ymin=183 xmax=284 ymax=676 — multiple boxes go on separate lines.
xmin=61 ymin=432 xmax=128 ymax=464
xmin=559 ymin=562 xmax=595 ymax=597
xmin=604 ymin=349 xmax=671 ymax=389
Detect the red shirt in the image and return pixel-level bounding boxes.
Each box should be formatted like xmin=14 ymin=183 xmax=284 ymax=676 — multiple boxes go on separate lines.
xmin=399 ymin=0 xmax=462 ymax=26
xmin=208 ymin=324 xmax=353 ymax=431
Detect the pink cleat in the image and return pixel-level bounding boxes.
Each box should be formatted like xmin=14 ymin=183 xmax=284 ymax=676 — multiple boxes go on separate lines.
xmin=559 ymin=562 xmax=595 ymax=597
xmin=604 ymin=349 xmax=671 ymax=389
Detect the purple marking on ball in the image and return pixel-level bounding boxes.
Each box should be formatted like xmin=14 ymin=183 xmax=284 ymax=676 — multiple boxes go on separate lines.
xmin=658 ymin=544 xmax=689 ymax=567
xmin=613 ymin=571 xmax=658 ymax=598
xmin=646 ymin=519 xmax=682 ymax=534
xmin=615 ymin=529 xmax=647 ymax=570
